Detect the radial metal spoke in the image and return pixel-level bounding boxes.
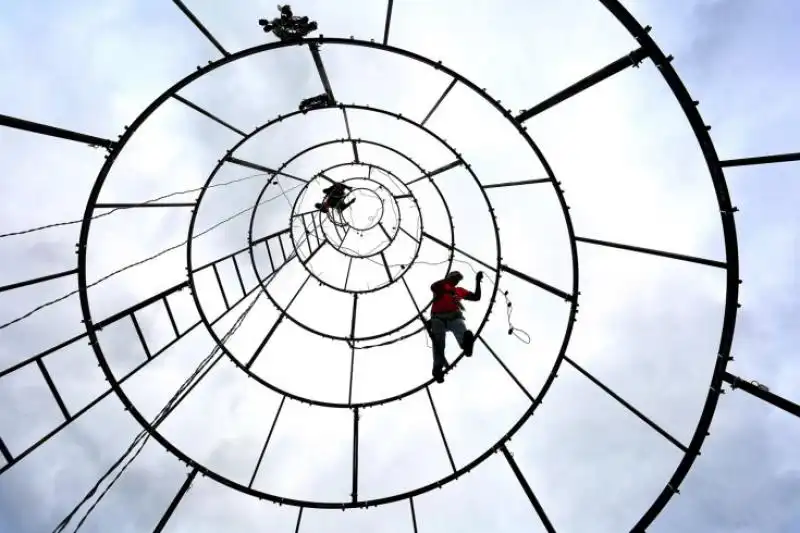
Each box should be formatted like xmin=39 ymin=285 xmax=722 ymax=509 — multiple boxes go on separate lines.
xmin=164 ymin=298 xmax=180 ymax=337
xmin=382 ymin=0 xmax=394 ymax=45
xmin=246 ymin=313 xmax=286 ymax=370
xmin=501 ymin=264 xmax=573 ymax=301
xmin=422 ymin=231 xmax=493 ymax=271
xmin=249 ymin=396 xmax=285 ymax=488
xmin=576 ymin=235 xmax=727 ymax=268
xmin=479 ymin=338 xmax=535 ymax=403
xmin=211 ymin=264 xmax=231 ymax=310
xmin=0 ymin=268 xmax=77 ymax=294
xmin=399 ymin=225 xmax=420 ymax=244
xmin=380 ymin=252 xmax=393 ymax=282
xmin=482 ymin=177 xmax=553 ymax=189
xmin=231 ymin=255 xmax=247 ymax=296
xmin=501 ymin=445 xmax=556 ymax=533
xmin=720 ymin=151 xmax=800 ymax=168
xmin=265 ymin=240 xmax=276 ymax=271
xmin=409 ymin=498 xmax=419 ymax=533
xmin=341 ymin=108 xmax=360 ymax=162
xmin=300 ymin=240 xmax=327 ymax=266
xmin=309 ymin=43 xmax=335 ymax=102
xmin=278 ymin=235 xmax=287 ymax=262
xmin=153 ymin=468 xmax=199 ymax=533
xmin=225 ymin=155 xmax=308 ymax=183
xmin=344 ymin=257 xmax=353 ymax=290
xmin=405 ymin=160 xmax=462 ymax=187
xmin=421 ymin=78 xmax=457 ymax=126
xmin=516 ymin=47 xmax=649 ymax=123
xmin=0 ymin=112 xmax=116 ymax=149
xmin=348 ymin=295 xmax=358 ymax=403
xmin=36 ymin=359 xmax=70 ymax=420
xmin=310 ymin=214 xmax=321 ymax=247
xmin=564 ymin=356 xmax=688 ymax=452
xmin=294 ymin=507 xmax=304 ymax=533
xmin=395 ymin=193 xmax=412 ymax=199
xmin=171 ymin=0 xmax=229 ymax=56
xmin=352 ymin=407 xmax=360 ymax=502
xmin=94 ymin=202 xmax=195 ymax=208
xmin=172 ymin=94 xmax=245 ymax=137
xmin=0 ymin=438 xmax=11 ymax=463
xmin=131 ymin=313 xmax=151 ymax=359
xmin=246 ymin=276 xmax=311 ymax=369
xmin=426 ymin=387 xmax=456 ymax=472
xmin=723 ymin=372 xmax=800 ymax=418
xmin=378 ymin=222 xmax=393 ymax=241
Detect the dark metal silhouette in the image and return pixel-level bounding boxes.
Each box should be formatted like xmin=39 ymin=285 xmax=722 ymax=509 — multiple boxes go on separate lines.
xmin=8 ymin=1 xmax=798 ymax=531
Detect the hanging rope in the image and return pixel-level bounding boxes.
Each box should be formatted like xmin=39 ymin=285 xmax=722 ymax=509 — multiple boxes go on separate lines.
xmin=0 ymin=181 xmax=303 ymax=331
xmin=52 ymin=227 xmax=316 ymax=533
xmin=52 ymin=290 xmax=264 ymax=533
xmin=0 ymin=171 xmax=273 ymax=239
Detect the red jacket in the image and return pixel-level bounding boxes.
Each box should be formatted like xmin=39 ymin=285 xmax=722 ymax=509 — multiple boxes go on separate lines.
xmin=431 ymin=281 xmax=470 ymax=314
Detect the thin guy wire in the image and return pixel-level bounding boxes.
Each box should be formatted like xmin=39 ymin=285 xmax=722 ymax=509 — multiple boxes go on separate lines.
xmin=0 ymin=182 xmax=303 ymax=331
xmin=0 ymin=171 xmax=272 ymax=239
xmin=52 ymin=290 xmax=264 ymax=533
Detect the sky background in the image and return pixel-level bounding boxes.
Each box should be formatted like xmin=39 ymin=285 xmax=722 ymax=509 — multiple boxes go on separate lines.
xmin=0 ymin=1 xmax=799 ymax=532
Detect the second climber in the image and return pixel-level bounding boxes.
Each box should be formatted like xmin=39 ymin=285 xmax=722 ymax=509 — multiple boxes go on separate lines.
xmin=316 ymin=181 xmax=356 ymax=214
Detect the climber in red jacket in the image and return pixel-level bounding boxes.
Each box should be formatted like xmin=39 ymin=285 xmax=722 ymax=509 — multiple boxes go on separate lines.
xmin=428 ymin=269 xmax=483 ymax=383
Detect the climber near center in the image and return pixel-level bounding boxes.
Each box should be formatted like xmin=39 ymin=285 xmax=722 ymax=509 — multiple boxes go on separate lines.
xmin=428 ymin=270 xmax=483 ymax=383
xmin=316 ymin=182 xmax=356 ymax=214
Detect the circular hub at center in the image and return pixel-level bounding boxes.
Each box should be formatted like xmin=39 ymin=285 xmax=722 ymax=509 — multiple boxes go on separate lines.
xmin=342 ymin=188 xmax=384 ymax=231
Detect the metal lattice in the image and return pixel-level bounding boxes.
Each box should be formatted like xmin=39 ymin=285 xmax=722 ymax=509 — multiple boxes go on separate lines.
xmin=1 ymin=1 xmax=798 ymax=532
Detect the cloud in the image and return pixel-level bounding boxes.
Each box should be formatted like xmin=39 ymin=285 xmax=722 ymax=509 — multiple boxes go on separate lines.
xmin=0 ymin=1 xmax=798 ymax=532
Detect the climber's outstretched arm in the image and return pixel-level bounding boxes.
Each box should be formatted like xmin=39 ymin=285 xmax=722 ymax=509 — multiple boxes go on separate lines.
xmin=462 ymin=272 xmax=484 ymax=301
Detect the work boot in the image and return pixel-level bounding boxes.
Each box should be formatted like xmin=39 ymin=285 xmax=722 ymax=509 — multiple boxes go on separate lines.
xmin=432 ymin=365 xmax=445 ymax=383
xmin=462 ymin=330 xmax=475 ymax=357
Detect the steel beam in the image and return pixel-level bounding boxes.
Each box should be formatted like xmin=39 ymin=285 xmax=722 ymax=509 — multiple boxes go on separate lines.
xmin=426 ymin=387 xmax=456 ymax=472
xmin=723 ymin=372 xmax=800 ymax=418
xmin=172 ymin=94 xmax=246 ymax=136
xmin=0 ymin=268 xmax=77 ymax=294
xmin=0 ymin=113 xmax=116 ymax=149
xmin=721 ymin=151 xmax=800 ymax=168
xmin=171 ymin=0 xmax=229 ymax=56
xmin=565 ymin=356 xmax=688 ymax=452
xmin=502 ymin=446 xmax=556 ymax=532
xmin=516 ymin=47 xmax=649 ymax=123
xmin=576 ymin=235 xmax=727 ymax=268
xmin=153 ymin=468 xmax=198 ymax=533
xmin=249 ymin=396 xmax=285 ymax=488
xmin=382 ymin=0 xmax=394 ymax=45
xmin=405 ymin=160 xmax=462 ymax=187
xmin=482 ymin=177 xmax=552 ymax=189
xmin=309 ymin=44 xmax=335 ymax=102
xmin=421 ymin=79 xmax=457 ymax=126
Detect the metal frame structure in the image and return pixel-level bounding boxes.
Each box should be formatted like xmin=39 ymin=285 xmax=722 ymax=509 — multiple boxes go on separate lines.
xmin=74 ymin=34 xmax=578 ymax=512
xmin=2 ymin=0 xmax=798 ymax=531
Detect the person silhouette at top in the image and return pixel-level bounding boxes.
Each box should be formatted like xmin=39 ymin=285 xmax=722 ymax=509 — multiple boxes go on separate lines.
xmin=316 ymin=182 xmax=355 ymax=214
xmin=428 ymin=270 xmax=483 ymax=383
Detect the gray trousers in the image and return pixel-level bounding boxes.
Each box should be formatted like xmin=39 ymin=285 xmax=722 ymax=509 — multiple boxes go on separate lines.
xmin=429 ymin=312 xmax=467 ymax=372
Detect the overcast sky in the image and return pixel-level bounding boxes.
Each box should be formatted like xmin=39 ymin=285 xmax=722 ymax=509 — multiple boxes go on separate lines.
xmin=0 ymin=1 xmax=799 ymax=532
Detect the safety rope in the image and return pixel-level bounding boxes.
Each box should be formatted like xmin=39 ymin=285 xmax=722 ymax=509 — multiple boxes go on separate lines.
xmin=52 ymin=227 xmax=316 ymax=533
xmin=0 ymin=171 xmax=272 ymax=239
xmin=0 ymin=181 xmax=303 ymax=331
xmin=52 ymin=290 xmax=264 ymax=533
